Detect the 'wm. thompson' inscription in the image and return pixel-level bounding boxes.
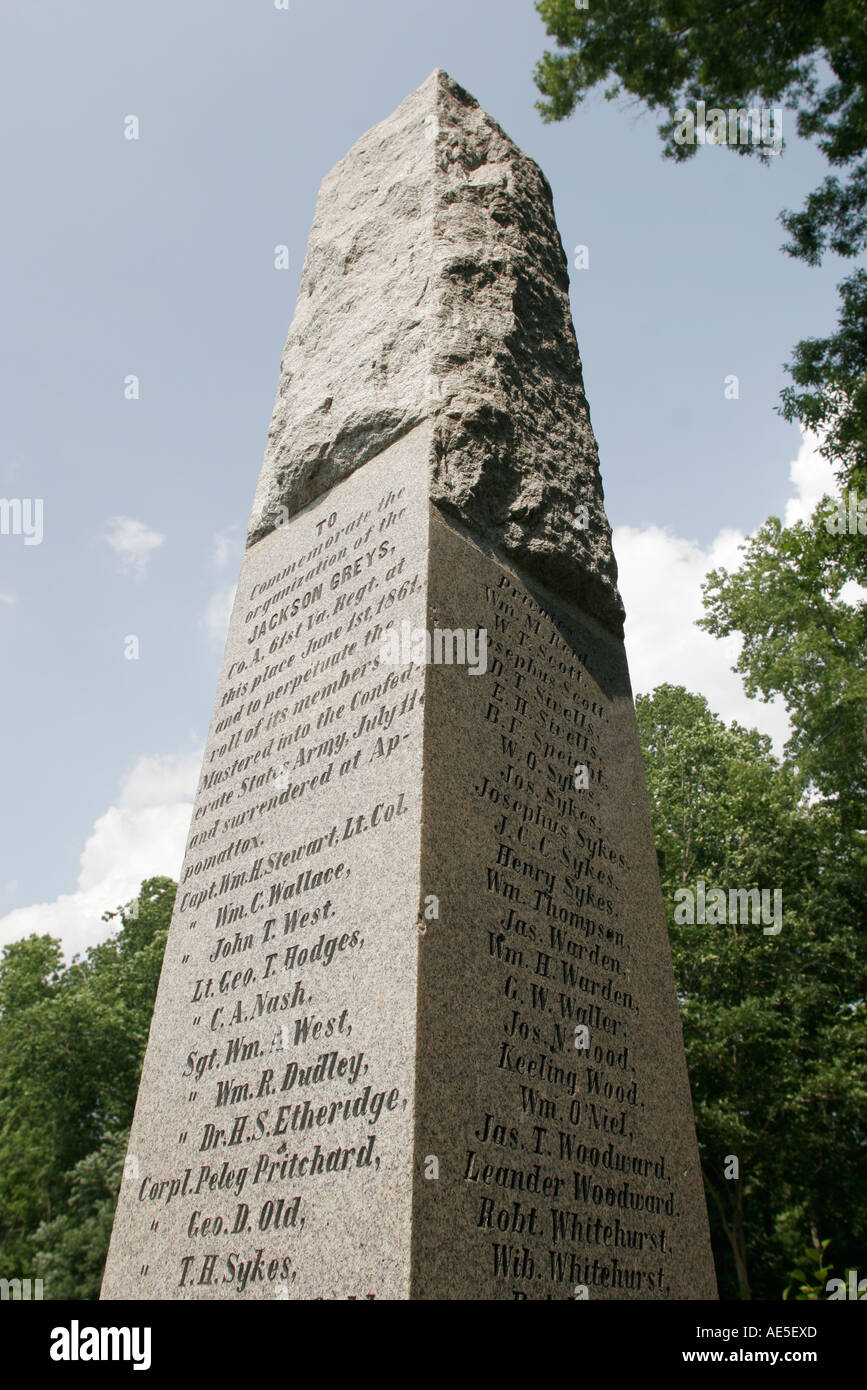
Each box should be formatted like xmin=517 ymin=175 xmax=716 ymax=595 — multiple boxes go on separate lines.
xmin=418 ymin=549 xmax=680 ymax=1298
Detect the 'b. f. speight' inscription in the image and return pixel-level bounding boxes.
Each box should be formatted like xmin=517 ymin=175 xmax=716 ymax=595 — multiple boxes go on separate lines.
xmin=425 ymin=562 xmax=679 ymax=1298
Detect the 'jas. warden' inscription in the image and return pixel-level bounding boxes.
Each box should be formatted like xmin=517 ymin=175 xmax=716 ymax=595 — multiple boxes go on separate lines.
xmin=103 ymin=68 xmax=716 ymax=1300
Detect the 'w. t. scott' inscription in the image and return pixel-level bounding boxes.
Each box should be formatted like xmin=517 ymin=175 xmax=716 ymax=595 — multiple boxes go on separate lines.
xmin=412 ymin=512 xmax=701 ymax=1299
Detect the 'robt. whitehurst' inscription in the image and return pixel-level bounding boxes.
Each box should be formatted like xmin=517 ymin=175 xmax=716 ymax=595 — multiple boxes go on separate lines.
xmin=102 ymin=69 xmax=716 ymax=1301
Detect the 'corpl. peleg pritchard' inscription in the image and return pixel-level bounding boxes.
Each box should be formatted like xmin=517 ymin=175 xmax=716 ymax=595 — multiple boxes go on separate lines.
xmin=102 ymin=69 xmax=716 ymax=1300
xmin=102 ymin=434 xmax=431 ymax=1300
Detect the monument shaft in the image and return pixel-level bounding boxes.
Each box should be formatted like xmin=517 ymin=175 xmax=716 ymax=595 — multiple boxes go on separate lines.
xmin=102 ymin=71 xmax=716 ymax=1300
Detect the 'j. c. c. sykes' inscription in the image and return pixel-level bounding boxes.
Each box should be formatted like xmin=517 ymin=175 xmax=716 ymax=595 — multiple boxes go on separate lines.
xmin=412 ymin=520 xmax=689 ymax=1299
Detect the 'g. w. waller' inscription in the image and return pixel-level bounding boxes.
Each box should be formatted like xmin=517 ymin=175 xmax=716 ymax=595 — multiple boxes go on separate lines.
xmin=411 ymin=509 xmax=702 ymax=1299
xmin=102 ymin=69 xmax=716 ymax=1300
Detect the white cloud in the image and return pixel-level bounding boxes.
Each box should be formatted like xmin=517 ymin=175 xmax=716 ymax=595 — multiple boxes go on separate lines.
xmin=106 ymin=516 xmax=166 ymax=578
xmin=784 ymin=431 xmax=867 ymax=605
xmin=0 ymin=592 xmax=15 ymax=606
xmin=616 ymin=521 xmax=791 ymax=750
xmin=213 ymin=525 xmax=242 ymax=568
xmin=784 ymin=428 xmax=838 ymax=526
xmin=616 ymin=426 xmax=867 ymax=750
xmin=0 ymin=751 xmax=200 ymax=962
xmin=203 ymin=584 xmax=237 ymax=649
xmin=841 ymin=577 xmax=867 ymax=606
xmin=613 ymin=431 xmax=835 ymax=750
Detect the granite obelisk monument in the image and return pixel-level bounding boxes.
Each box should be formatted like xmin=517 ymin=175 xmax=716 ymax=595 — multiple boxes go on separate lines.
xmin=102 ymin=70 xmax=716 ymax=1300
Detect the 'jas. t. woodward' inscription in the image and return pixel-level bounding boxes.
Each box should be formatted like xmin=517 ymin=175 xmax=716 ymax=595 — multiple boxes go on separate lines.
xmin=102 ymin=68 xmax=716 ymax=1300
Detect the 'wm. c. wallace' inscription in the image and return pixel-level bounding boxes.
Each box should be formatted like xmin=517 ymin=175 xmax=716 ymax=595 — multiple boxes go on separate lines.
xmin=103 ymin=435 xmax=430 ymax=1299
xmin=102 ymin=68 xmax=716 ymax=1300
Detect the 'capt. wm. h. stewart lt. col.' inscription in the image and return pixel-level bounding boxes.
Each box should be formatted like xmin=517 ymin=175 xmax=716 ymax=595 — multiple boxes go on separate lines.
xmin=102 ymin=67 xmax=716 ymax=1300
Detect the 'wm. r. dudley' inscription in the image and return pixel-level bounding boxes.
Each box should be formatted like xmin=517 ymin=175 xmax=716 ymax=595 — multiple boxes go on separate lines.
xmin=103 ymin=435 xmax=430 ymax=1298
xmin=103 ymin=68 xmax=716 ymax=1300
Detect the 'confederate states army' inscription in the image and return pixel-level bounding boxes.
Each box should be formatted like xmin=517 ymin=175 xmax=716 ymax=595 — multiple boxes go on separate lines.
xmin=103 ymin=434 xmax=430 ymax=1299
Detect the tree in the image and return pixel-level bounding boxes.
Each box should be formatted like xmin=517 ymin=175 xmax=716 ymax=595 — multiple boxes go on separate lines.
xmin=31 ymin=1131 xmax=129 ymax=1302
xmin=637 ymin=685 xmax=867 ymax=1299
xmin=700 ymin=504 xmax=867 ymax=831
xmin=533 ymin=1 xmax=867 ymax=482
xmin=0 ymin=878 xmax=174 ymax=1292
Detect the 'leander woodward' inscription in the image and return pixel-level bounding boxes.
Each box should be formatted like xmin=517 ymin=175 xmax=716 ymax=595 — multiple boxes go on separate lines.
xmin=411 ymin=513 xmax=709 ymax=1299
xmin=476 ymin=582 xmax=671 ymax=1296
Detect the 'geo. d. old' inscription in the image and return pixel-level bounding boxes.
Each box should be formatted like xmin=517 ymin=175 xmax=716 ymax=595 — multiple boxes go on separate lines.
xmin=103 ymin=68 xmax=716 ymax=1300
xmin=103 ymin=431 xmax=431 ymax=1299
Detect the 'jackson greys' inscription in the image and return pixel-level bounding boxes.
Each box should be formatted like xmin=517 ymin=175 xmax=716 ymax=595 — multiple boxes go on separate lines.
xmin=102 ymin=436 xmax=430 ymax=1300
xmin=102 ymin=69 xmax=716 ymax=1299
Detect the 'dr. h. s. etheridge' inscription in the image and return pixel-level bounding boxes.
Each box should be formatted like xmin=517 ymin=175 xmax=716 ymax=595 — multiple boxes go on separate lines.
xmin=103 ymin=67 xmax=716 ymax=1300
xmin=102 ymin=433 xmax=431 ymax=1299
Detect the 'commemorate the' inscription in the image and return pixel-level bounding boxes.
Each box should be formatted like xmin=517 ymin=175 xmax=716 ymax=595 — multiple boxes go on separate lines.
xmin=103 ymin=433 xmax=431 ymax=1299
xmin=103 ymin=65 xmax=716 ymax=1301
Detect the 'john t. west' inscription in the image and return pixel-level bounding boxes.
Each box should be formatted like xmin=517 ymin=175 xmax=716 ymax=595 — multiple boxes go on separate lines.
xmin=103 ymin=68 xmax=716 ymax=1300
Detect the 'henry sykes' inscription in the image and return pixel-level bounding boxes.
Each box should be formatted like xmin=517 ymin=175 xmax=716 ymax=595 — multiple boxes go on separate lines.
xmin=422 ymin=546 xmax=679 ymax=1299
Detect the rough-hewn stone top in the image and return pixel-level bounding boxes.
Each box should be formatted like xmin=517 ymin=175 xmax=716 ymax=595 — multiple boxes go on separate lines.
xmin=247 ymin=69 xmax=624 ymax=633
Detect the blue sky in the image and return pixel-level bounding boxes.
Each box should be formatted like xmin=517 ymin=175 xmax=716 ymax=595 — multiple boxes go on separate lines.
xmin=0 ymin=0 xmax=848 ymax=957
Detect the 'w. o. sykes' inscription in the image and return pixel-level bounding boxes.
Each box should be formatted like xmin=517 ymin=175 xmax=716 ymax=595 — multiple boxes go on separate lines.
xmin=411 ymin=512 xmax=703 ymax=1299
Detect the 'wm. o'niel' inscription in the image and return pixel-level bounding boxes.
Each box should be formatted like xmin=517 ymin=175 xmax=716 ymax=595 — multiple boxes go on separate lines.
xmin=414 ymin=516 xmax=692 ymax=1299
xmin=104 ymin=65 xmax=715 ymax=1303
xmin=103 ymin=436 xmax=430 ymax=1299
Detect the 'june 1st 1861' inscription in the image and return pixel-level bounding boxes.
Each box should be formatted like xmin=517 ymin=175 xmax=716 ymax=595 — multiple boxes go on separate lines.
xmin=103 ymin=434 xmax=431 ymax=1299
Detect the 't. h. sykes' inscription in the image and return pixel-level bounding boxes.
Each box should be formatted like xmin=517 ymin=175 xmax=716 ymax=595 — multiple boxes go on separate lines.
xmin=102 ymin=437 xmax=429 ymax=1299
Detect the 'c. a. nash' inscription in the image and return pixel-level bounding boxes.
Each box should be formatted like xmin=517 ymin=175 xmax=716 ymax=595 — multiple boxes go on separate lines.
xmin=101 ymin=69 xmax=717 ymax=1300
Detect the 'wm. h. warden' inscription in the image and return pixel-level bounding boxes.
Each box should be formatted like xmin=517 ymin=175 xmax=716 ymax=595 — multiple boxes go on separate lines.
xmin=102 ymin=69 xmax=716 ymax=1300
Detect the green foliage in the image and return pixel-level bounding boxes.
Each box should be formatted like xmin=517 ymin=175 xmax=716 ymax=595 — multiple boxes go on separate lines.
xmin=782 ymin=1239 xmax=867 ymax=1300
xmin=700 ymin=505 xmax=867 ymax=830
xmin=780 ymin=270 xmax=867 ymax=493
xmin=783 ymin=1237 xmax=833 ymax=1300
xmin=695 ymin=490 xmax=867 ymax=1299
xmin=637 ymin=686 xmax=867 ymax=1300
xmin=0 ymin=878 xmax=173 ymax=1294
xmin=533 ymin=0 xmax=867 ymax=485
xmin=534 ymin=2 xmax=866 ymax=167
xmin=31 ymin=1131 xmax=129 ymax=1302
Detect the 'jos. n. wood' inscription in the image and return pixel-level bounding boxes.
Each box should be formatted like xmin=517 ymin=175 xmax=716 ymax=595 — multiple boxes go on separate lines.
xmin=101 ymin=69 xmax=717 ymax=1300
